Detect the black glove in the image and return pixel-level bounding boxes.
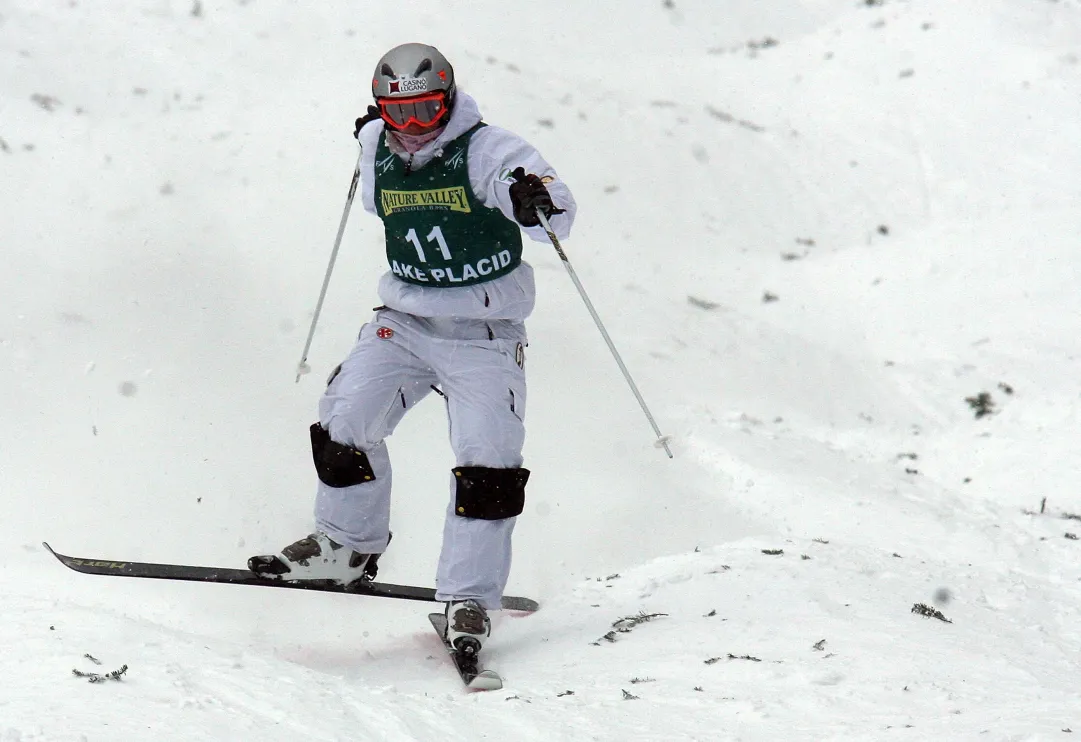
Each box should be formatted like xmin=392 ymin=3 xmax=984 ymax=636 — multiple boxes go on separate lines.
xmin=509 ymin=166 xmax=566 ymax=227
xmin=354 ymin=105 xmax=381 ymax=139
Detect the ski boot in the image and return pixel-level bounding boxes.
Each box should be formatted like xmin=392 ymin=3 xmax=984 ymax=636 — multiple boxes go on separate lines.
xmin=248 ymin=531 xmax=386 ymax=586
xmin=445 ymin=599 xmax=491 ymax=656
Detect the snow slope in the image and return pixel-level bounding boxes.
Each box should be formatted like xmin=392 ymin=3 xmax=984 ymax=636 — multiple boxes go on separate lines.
xmin=2 ymin=0 xmax=1080 ymax=739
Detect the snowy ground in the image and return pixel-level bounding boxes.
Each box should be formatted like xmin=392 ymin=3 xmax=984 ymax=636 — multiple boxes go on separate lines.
xmin=2 ymin=1 xmax=1080 ymax=740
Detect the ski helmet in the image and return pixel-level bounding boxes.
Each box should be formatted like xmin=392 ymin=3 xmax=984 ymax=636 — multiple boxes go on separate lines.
xmin=372 ymin=43 xmax=456 ymax=132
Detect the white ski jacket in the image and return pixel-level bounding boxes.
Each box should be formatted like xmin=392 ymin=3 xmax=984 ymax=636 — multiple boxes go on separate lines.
xmin=356 ymin=92 xmax=576 ymax=322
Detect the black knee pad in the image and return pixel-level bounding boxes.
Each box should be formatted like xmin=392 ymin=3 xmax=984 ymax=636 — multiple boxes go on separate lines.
xmin=310 ymin=423 xmax=376 ymax=487
xmin=452 ymin=466 xmax=530 ymax=520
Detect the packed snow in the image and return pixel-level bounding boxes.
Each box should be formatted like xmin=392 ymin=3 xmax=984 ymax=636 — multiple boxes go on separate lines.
xmin=2 ymin=1 xmax=1080 ymax=739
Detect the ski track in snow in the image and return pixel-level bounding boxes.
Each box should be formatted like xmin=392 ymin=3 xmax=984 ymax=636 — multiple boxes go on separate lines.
xmin=2 ymin=0 xmax=1080 ymax=740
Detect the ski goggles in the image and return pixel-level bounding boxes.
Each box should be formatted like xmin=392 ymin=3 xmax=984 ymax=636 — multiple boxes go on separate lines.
xmin=378 ymin=92 xmax=449 ymax=131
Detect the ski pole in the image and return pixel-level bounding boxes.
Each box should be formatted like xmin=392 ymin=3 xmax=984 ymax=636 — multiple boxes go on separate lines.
xmin=295 ymin=146 xmax=363 ymax=382
xmin=535 ymin=209 xmax=673 ymax=458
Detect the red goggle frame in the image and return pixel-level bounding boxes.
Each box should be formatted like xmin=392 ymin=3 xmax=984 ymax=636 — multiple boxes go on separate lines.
xmin=378 ymin=92 xmax=449 ymax=131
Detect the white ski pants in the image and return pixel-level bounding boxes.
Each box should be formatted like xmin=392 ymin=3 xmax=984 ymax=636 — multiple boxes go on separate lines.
xmin=313 ymin=308 xmax=527 ymax=610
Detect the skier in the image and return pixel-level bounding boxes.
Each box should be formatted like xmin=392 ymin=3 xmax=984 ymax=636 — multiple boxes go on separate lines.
xmin=251 ymin=43 xmax=575 ymax=654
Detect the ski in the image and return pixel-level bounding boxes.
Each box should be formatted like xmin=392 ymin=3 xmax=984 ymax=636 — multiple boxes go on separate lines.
xmin=42 ymin=543 xmax=539 ymax=613
xmin=428 ymin=612 xmax=503 ymax=691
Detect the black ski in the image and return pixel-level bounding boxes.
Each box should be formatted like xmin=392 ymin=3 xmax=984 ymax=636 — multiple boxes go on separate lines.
xmin=42 ymin=543 xmax=539 ymax=613
xmin=428 ymin=612 xmax=503 ymax=691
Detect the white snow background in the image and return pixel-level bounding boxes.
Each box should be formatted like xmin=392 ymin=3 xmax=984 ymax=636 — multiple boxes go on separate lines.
xmin=2 ymin=1 xmax=1080 ymax=740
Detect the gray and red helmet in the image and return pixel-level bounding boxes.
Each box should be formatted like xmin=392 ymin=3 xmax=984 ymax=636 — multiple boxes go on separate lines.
xmin=372 ymin=43 xmax=456 ymax=132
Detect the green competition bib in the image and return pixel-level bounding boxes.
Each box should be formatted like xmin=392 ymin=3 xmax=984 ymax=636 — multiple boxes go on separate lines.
xmin=374 ymin=123 xmax=523 ymax=287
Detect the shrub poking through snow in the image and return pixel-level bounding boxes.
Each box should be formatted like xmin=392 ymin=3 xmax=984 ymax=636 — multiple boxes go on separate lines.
xmin=727 ymin=653 xmax=763 ymax=662
xmin=591 ymin=612 xmax=668 ymax=645
xmin=965 ymin=392 xmax=995 ymax=419
xmin=911 ymin=603 xmax=952 ymax=623
xmin=707 ymin=654 xmax=762 ymax=664
xmin=613 ymin=612 xmax=667 ymax=630
xmin=73 ymin=664 xmax=128 ymax=683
